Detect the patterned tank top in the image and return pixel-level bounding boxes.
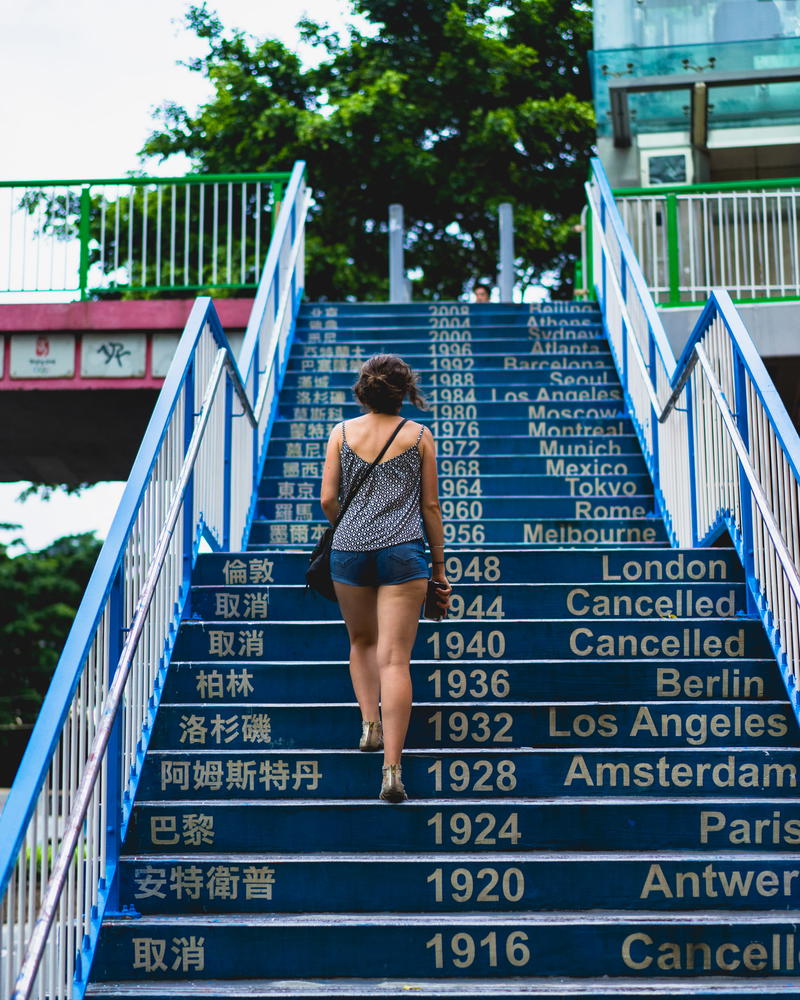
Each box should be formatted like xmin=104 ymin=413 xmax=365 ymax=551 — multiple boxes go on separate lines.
xmin=332 ymin=421 xmax=426 ymax=552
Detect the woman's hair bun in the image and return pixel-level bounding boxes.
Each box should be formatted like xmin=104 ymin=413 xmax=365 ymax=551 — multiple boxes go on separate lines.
xmin=353 ymin=354 xmax=426 ymax=414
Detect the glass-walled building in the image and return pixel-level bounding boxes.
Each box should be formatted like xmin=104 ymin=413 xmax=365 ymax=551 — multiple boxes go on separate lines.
xmin=592 ymin=0 xmax=800 ymax=186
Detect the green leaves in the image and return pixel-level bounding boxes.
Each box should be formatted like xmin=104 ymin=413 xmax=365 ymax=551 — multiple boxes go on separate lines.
xmin=0 ymin=533 xmax=101 ymax=726
xmin=141 ymin=0 xmax=594 ymax=299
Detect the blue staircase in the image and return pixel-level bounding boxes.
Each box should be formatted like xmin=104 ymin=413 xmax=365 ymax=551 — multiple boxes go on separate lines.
xmin=86 ymin=301 xmax=800 ymax=998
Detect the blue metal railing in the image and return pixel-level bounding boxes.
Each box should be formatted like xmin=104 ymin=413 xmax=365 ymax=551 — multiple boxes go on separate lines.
xmin=587 ymin=156 xmax=800 ymax=722
xmin=0 ymin=163 xmax=308 ymax=1000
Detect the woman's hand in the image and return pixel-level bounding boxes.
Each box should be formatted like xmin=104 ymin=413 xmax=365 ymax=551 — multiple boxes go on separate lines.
xmin=431 ymin=574 xmax=452 ymax=613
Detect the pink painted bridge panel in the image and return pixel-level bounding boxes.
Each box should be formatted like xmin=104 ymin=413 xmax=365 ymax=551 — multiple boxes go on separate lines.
xmin=0 ymin=298 xmax=253 ymax=390
xmin=0 ymin=298 xmax=253 ymax=332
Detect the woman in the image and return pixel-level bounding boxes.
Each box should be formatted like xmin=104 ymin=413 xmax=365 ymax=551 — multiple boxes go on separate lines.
xmin=320 ymin=354 xmax=451 ymax=803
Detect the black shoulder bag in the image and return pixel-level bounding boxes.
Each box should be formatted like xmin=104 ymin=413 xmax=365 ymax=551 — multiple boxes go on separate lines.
xmin=305 ymin=419 xmax=408 ymax=600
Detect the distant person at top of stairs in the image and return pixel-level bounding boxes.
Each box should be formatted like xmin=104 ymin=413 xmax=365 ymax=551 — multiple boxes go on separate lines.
xmin=474 ymin=281 xmax=492 ymax=302
xmin=320 ymin=354 xmax=451 ymax=803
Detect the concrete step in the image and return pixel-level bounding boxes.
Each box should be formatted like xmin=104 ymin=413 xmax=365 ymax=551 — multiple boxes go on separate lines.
xmin=252 ymin=498 xmax=657 ymax=526
xmin=292 ymin=335 xmax=610 ymax=352
xmin=83 ymin=977 xmax=800 ymax=999
xmin=258 ymin=473 xmax=653 ymax=500
xmin=188 ymin=580 xmax=748 ymax=622
xmin=268 ymin=416 xmax=634 ymax=438
xmin=284 ymin=364 xmax=620 ymax=383
xmin=280 ymin=400 xmax=628 ymax=421
xmin=191 ymin=549 xmax=744 ymax=588
xmin=170 ymin=617 xmax=772 ymax=668
xmin=139 ymin=747 xmax=800 ymax=800
xmin=266 ymin=434 xmax=641 ymax=458
xmin=124 ymin=798 xmax=800 ymax=853
xmin=162 ymin=658 xmax=783 ymax=706
xmin=148 ymin=701 xmax=796 ymax=752
xmin=91 ymin=911 xmax=800 ymax=980
xmin=116 ymin=849 xmax=800 ymax=914
xmin=261 ymin=453 xmax=650 ymax=478
xmin=247 ymin=518 xmax=668 ymax=548
xmin=288 ymin=348 xmax=615 ymax=367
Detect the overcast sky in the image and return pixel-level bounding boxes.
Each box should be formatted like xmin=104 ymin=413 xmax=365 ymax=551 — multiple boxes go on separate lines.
xmin=0 ymin=0 xmax=354 ymax=551
xmin=0 ymin=0 xmax=354 ymax=179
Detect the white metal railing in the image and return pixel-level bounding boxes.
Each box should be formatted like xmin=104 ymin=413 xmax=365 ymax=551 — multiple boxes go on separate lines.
xmin=0 ymin=161 xmax=308 ymax=1000
xmin=612 ymin=182 xmax=800 ymax=305
xmin=0 ymin=172 xmax=290 ymax=299
xmin=588 ymin=156 xmax=800 ymax=721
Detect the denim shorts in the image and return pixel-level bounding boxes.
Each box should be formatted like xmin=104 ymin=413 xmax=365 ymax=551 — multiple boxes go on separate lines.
xmin=330 ymin=539 xmax=429 ymax=587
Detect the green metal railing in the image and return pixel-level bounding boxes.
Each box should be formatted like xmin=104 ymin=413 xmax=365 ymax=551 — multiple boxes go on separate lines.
xmin=0 ymin=172 xmax=292 ymax=299
xmin=603 ymin=176 xmax=800 ymax=307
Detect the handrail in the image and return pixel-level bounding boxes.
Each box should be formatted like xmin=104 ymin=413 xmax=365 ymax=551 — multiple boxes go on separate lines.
xmin=593 ymin=220 xmax=800 ymax=604
xmin=11 ymin=348 xmax=230 ymax=1000
xmin=253 ymin=194 xmax=309 ymax=424
xmin=614 ymin=175 xmax=800 ymax=198
xmin=600 ymin=176 xmax=800 ymax=306
xmin=587 ymin=155 xmax=800 ymax=718
xmin=0 ymin=161 xmax=307 ymax=1000
xmin=0 ymin=172 xmax=291 ymax=187
xmin=693 ymin=344 xmax=800 ymax=612
xmin=0 ymin=171 xmax=292 ymax=298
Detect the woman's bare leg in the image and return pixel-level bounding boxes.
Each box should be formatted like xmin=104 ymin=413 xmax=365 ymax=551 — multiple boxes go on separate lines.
xmin=376 ymin=578 xmax=428 ymax=764
xmin=334 ymin=582 xmax=380 ymax=721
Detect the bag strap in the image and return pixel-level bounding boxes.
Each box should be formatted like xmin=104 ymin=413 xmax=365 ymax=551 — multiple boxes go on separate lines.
xmin=334 ymin=418 xmax=408 ymax=528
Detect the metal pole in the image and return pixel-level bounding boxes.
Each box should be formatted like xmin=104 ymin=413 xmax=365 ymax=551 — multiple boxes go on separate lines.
xmin=498 ymin=202 xmax=514 ymax=302
xmin=389 ymin=204 xmax=406 ymax=303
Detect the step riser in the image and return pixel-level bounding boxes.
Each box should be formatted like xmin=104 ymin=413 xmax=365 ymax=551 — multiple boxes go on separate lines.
xmin=294 ymin=327 xmax=604 ymax=338
xmin=172 ymin=619 xmax=771 ymax=664
xmin=298 ymin=306 xmax=602 ymax=318
xmin=190 ymin=582 xmax=748 ymax=622
xmin=163 ymin=660 xmax=783 ymax=705
xmin=297 ymin=316 xmax=602 ymax=328
xmin=253 ymin=499 xmax=657 ymax=525
xmin=139 ymin=749 xmax=800 ymax=799
xmin=270 ymin=417 xmax=634 ymax=437
xmin=284 ymin=386 xmax=625 ymax=404
xmin=125 ymin=801 xmax=800 ymax=853
xmin=290 ymin=352 xmax=615 ymax=369
xmin=297 ymin=301 xmax=600 ymax=311
xmin=149 ymin=703 xmax=796 ymax=752
xmin=283 ymin=402 xmax=628 ymax=420
xmin=295 ymin=317 xmax=601 ymax=330
xmin=282 ymin=371 xmax=622 ymax=387
xmin=249 ymin=519 xmax=669 ymax=548
xmin=294 ymin=337 xmax=610 ymax=352
xmin=295 ymin=334 xmax=611 ymax=347
xmin=173 ymin=619 xmax=771 ymax=663
xmin=285 ymin=367 xmax=620 ymax=384
xmin=89 ymin=920 xmax=800 ymax=980
xmin=269 ymin=435 xmax=639 ymax=456
xmin=261 ymin=455 xmax=650 ymax=478
xmin=116 ymin=855 xmax=800 ymax=914
xmin=259 ymin=474 xmax=654 ymax=500
xmin=192 ymin=549 xmax=745 ymax=587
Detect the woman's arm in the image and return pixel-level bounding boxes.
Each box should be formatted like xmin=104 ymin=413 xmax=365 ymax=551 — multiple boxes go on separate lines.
xmin=320 ymin=423 xmax=343 ymax=525
xmin=420 ymin=426 xmax=450 ymax=592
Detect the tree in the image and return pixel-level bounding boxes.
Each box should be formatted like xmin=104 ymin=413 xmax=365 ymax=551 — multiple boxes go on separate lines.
xmin=141 ymin=0 xmax=594 ymax=300
xmin=0 ymin=533 xmax=102 ymax=727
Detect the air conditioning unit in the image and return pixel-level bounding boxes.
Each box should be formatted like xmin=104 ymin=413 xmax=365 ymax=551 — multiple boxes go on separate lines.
xmin=640 ymin=148 xmax=693 ymax=187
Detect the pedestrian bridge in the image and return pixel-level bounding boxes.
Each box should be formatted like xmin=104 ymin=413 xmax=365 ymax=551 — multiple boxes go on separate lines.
xmin=0 ymin=298 xmax=252 ymax=481
xmin=3 ymin=158 xmax=800 ymax=999
xmin=0 ymin=170 xmax=288 ymax=482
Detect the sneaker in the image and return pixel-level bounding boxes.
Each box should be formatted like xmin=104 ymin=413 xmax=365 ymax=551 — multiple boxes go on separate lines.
xmin=359 ymin=720 xmax=383 ymax=752
xmin=380 ymin=763 xmax=407 ymax=803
